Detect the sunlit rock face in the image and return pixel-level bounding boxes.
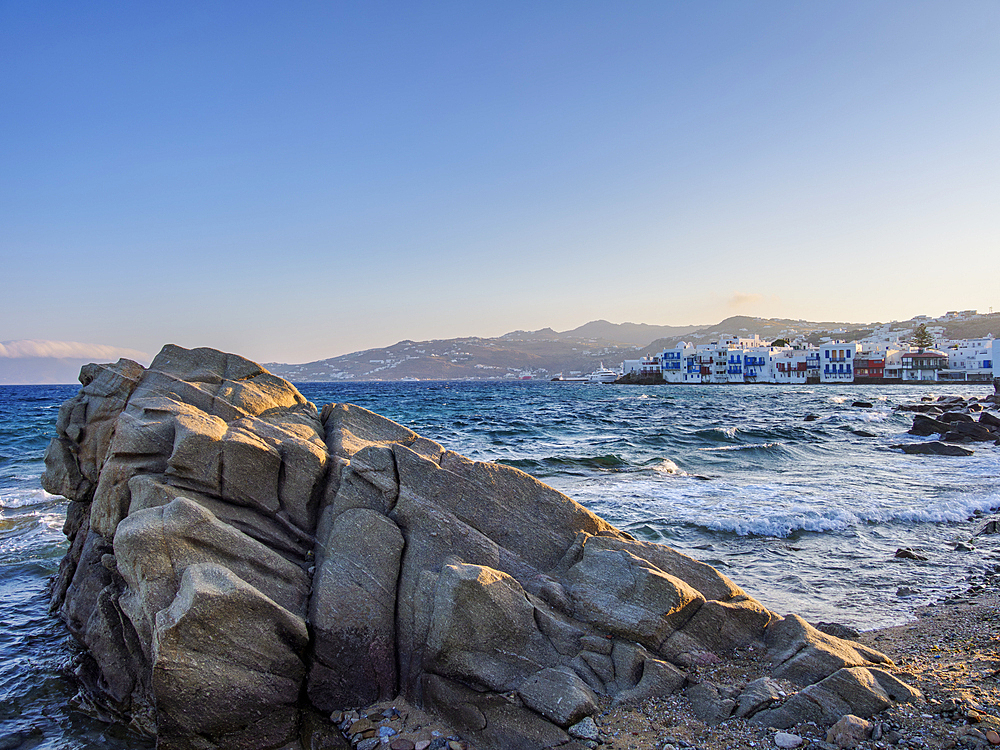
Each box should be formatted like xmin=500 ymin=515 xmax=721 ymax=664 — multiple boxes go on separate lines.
xmin=43 ymin=345 xmax=917 ymax=750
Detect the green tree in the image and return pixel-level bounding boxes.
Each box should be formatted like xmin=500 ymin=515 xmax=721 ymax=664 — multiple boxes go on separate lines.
xmin=911 ymin=323 xmax=934 ymax=351
xmin=770 ymin=338 xmax=790 ymax=347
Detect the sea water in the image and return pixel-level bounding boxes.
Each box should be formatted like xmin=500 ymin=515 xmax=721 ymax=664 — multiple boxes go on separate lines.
xmin=2 ymin=380 xmax=998 ymax=747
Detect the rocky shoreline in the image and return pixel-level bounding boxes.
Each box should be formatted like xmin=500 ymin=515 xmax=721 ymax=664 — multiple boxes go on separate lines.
xmin=41 ymin=346 xmax=992 ymax=750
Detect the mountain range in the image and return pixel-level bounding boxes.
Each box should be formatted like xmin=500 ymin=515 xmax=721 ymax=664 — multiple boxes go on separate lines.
xmin=5 ymin=313 xmax=996 ymax=385
xmin=263 ymin=312 xmax=1000 ymax=382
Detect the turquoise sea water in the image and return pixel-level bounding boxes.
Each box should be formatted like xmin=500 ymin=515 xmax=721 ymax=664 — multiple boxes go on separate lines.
xmin=2 ymin=380 xmax=999 ymax=747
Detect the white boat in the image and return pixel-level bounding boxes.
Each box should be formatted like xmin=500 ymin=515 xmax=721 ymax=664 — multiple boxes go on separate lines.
xmin=588 ymin=364 xmax=619 ymax=384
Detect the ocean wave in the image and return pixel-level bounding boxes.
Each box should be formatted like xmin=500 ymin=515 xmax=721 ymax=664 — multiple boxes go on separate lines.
xmin=0 ymin=489 xmax=60 ymax=510
xmin=698 ymin=442 xmax=784 ymax=453
xmin=694 ymin=425 xmax=740 ymax=442
xmin=500 ymin=453 xmax=631 ymax=473
xmin=835 ymin=411 xmax=893 ymax=424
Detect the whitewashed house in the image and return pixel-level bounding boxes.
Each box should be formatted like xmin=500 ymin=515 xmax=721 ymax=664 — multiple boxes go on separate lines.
xmin=659 ymin=343 xmax=695 ymax=383
xmin=820 ymin=342 xmax=860 ymax=383
xmin=940 ymin=337 xmax=995 ymax=382
xmin=770 ymin=348 xmax=815 ymax=384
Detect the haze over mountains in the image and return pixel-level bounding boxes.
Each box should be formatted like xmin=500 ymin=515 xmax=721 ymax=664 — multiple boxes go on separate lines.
xmin=5 ymin=313 xmax=997 ymax=385
xmin=264 ymin=312 xmax=1000 ymax=383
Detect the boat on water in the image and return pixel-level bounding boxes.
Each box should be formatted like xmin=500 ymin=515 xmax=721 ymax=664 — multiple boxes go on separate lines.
xmin=588 ymin=364 xmax=619 ymax=384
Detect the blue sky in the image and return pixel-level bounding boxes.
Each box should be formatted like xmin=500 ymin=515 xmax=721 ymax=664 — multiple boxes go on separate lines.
xmin=2 ymin=1 xmax=998 ymax=364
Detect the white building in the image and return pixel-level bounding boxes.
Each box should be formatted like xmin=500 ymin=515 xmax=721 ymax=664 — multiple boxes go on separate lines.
xmin=770 ymin=348 xmax=818 ymax=384
xmin=820 ymin=342 xmax=860 ymax=383
xmin=940 ymin=337 xmax=995 ymax=382
xmin=659 ymin=344 xmax=696 ymax=383
xmin=622 ymin=357 xmax=660 ymax=376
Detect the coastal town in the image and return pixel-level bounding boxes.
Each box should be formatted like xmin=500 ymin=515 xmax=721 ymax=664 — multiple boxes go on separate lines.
xmin=620 ymin=321 xmax=998 ymax=385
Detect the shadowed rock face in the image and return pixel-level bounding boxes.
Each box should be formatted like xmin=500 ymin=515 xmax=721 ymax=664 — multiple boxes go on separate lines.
xmin=43 ymin=346 xmax=919 ymax=750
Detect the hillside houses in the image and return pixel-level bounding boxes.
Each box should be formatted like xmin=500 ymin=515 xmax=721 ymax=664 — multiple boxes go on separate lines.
xmin=622 ymin=335 xmax=999 ymax=385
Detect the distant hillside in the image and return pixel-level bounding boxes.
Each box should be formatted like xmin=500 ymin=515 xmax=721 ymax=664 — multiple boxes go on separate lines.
xmin=265 ymin=313 xmax=1000 ymax=382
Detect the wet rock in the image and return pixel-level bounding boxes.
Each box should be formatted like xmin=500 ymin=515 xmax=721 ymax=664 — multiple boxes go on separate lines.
xmin=895 ymin=548 xmax=929 ymax=561
xmin=980 ymin=411 xmax=1000 ymax=430
xmin=977 ymin=519 xmax=1000 ymax=536
xmin=908 ymin=414 xmax=950 ymax=436
xmin=892 ymin=441 xmax=975 ymax=456
xmin=852 ymin=401 xmax=873 ymax=409
xmin=940 ymin=412 xmax=975 ymax=424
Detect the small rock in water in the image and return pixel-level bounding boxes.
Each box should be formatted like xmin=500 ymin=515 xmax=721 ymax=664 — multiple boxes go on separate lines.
xmin=986 ymin=728 xmax=1000 ymax=745
xmin=977 ymin=519 xmax=1000 ymax=536
xmin=955 ymin=541 xmax=975 ymax=552
xmin=896 ymin=586 xmax=920 ymax=596
xmin=852 ymin=401 xmax=874 ymax=408
xmin=774 ymin=731 xmax=803 ymax=748
xmin=391 ymin=740 xmax=416 ymax=750
xmin=804 ymin=414 xmax=819 ymax=422
xmin=895 ymin=548 xmax=929 ymax=561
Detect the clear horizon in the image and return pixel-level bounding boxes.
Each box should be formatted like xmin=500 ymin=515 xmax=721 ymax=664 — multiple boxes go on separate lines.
xmin=3 ymin=2 xmax=998 ymax=363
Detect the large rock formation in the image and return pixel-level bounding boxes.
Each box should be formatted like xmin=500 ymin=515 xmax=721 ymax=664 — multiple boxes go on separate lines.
xmin=43 ymin=346 xmax=921 ymax=750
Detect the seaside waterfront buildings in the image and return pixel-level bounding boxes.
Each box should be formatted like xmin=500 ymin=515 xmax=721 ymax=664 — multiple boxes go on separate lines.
xmin=632 ymin=334 xmax=998 ymax=385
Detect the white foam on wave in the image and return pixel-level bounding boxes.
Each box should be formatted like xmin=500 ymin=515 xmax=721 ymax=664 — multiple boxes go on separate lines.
xmin=651 ymin=459 xmax=686 ymax=475
xmin=570 ymin=456 xmax=1000 ymax=537
xmin=703 ymin=425 xmax=739 ymax=439
xmin=0 ymin=487 xmax=59 ymax=510
xmin=699 ymin=442 xmax=782 ymax=452
xmin=837 ymin=410 xmax=892 ymax=423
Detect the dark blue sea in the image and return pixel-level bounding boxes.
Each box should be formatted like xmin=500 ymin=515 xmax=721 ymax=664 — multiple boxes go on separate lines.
xmin=2 ymin=380 xmax=999 ymax=748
